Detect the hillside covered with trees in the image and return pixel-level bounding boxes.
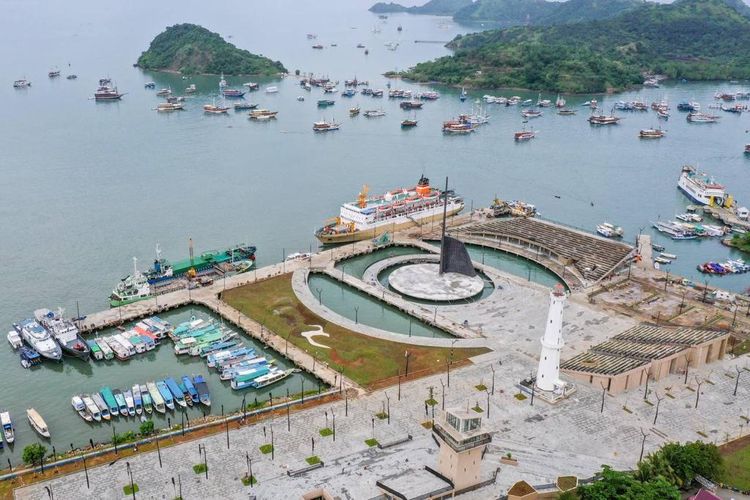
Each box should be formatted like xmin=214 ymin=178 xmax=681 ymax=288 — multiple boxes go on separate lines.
xmin=401 ymin=0 xmax=750 ymax=92
xmin=136 ymin=24 xmax=286 ymax=76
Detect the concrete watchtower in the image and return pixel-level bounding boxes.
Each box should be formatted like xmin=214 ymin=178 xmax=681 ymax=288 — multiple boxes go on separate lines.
xmin=536 ymin=284 xmax=567 ymax=392
xmin=433 ymin=409 xmax=492 ymax=492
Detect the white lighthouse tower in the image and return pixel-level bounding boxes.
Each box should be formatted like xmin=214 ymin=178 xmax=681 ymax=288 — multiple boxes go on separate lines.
xmin=536 ymin=284 xmax=567 ymax=392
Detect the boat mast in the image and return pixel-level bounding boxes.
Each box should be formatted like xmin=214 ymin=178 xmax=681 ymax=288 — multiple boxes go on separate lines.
xmin=438 ymin=176 xmax=449 ymax=275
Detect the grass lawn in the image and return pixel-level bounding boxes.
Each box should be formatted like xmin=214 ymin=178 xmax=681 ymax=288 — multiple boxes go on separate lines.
xmin=222 ymin=275 xmax=490 ymax=388
xmin=722 ymin=438 xmax=750 ymax=491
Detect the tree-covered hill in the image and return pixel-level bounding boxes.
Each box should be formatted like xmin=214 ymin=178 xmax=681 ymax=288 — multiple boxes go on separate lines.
xmin=402 ymin=0 xmax=750 ymax=93
xmin=136 ymin=24 xmax=286 ymax=76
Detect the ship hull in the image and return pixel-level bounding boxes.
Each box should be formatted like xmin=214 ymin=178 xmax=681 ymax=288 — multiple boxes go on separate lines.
xmin=60 ymin=341 xmax=91 ymax=361
xmin=316 ymin=206 xmax=463 ymax=245
xmin=110 ymin=295 xmax=151 ymax=308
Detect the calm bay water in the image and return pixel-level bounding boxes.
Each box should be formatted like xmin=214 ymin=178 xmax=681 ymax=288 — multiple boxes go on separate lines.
xmin=1 ymin=0 xmax=749 ymax=460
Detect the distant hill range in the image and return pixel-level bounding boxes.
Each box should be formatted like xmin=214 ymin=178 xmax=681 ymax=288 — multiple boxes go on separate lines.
xmin=401 ymin=0 xmax=750 ymax=93
xmin=136 ymin=24 xmax=286 ymax=76
xmin=369 ymin=0 xmax=646 ymax=26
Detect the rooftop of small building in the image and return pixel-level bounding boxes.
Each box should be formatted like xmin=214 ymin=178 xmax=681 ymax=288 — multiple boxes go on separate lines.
xmin=376 ymin=467 xmax=453 ymax=500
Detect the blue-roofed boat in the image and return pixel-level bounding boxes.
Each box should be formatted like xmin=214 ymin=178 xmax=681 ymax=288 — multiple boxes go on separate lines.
xmin=112 ymin=389 xmax=128 ymax=417
xmin=342 ymin=89 xmax=356 ymax=97
xmin=165 ymin=377 xmax=187 ymax=407
xmin=100 ymin=387 xmax=119 ymax=416
xmin=182 ymin=376 xmax=199 ymax=404
xmin=196 ymin=338 xmax=238 ymax=358
xmin=207 ymin=346 xmax=254 ymax=368
xmin=156 ymin=380 xmax=175 ymax=410
xmin=193 ymin=375 xmax=210 ymax=406
xmin=220 ymin=356 xmax=270 ymax=380
xmin=230 ymin=365 xmax=271 ymax=389
xmin=19 ymin=346 xmax=42 ymax=369
xmin=177 ymin=379 xmax=193 ymax=406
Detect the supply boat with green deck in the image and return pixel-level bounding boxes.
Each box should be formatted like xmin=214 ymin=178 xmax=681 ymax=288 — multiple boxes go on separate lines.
xmin=110 ymin=240 xmax=256 ymax=307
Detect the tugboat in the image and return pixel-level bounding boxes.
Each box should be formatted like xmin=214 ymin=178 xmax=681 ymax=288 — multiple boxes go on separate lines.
xmin=315 ymin=176 xmax=464 ymax=244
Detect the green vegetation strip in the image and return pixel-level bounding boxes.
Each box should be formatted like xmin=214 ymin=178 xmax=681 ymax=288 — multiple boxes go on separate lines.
xmin=365 ymin=438 xmax=379 ymax=447
xmin=124 ymin=484 xmax=139 ymax=495
xmin=722 ymin=441 xmax=750 ymax=491
xmin=222 ymin=275 xmax=489 ymax=387
xmin=241 ymin=475 xmax=258 ymax=486
xmin=259 ymin=444 xmax=274 ymax=454
xmin=319 ymin=428 xmax=333 ymax=437
xmin=192 ymin=463 xmax=207 ymax=475
xmin=305 ymin=455 xmax=321 ymax=466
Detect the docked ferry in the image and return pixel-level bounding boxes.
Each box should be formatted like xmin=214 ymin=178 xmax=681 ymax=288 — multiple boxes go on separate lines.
xmin=315 ymin=176 xmax=464 ymax=244
xmin=677 ymin=165 xmax=727 ymax=206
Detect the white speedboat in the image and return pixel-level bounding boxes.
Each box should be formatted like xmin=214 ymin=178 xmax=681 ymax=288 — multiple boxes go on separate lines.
xmin=27 ymin=408 xmax=50 ymax=438
xmin=72 ymin=395 xmax=92 ymax=421
xmin=82 ymin=395 xmax=102 ymax=422
xmin=1 ymin=412 xmax=14 ymax=443
xmin=596 ymin=222 xmax=624 ymax=238
xmin=7 ymin=330 xmax=22 ymax=349
xmin=13 ymin=318 xmax=62 ymax=361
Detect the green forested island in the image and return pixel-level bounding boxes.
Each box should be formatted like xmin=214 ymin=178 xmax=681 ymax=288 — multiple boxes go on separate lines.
xmin=369 ymin=0 xmax=472 ymax=16
xmin=136 ymin=24 xmax=286 ymax=75
xmin=370 ymin=0 xmax=643 ymax=26
xmin=401 ymin=0 xmax=750 ymax=93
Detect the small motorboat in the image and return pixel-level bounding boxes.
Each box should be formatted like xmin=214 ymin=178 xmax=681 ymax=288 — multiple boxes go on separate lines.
xmin=1 ymin=412 xmax=14 ymax=443
xmin=27 ymin=408 xmax=50 ymax=438
xmin=19 ymin=346 xmax=41 ymax=368
xmin=639 ymin=128 xmax=666 ymax=139
xmin=401 ymin=119 xmax=418 ymax=128
xmin=72 ymin=395 xmax=92 ymax=421
xmin=83 ymin=395 xmax=102 ymax=422
xmin=7 ymin=330 xmax=22 ymax=349
xmin=514 ymin=130 xmax=535 ymax=141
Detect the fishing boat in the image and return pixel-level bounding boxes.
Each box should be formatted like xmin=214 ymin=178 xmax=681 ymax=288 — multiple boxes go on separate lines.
xmin=144 ymin=82 xmax=156 ymax=89
xmin=675 ymin=213 xmax=702 ymax=222
xmin=364 ymin=109 xmax=385 ymax=117
xmin=651 ymin=243 xmax=666 ymax=252
xmin=83 ymin=396 xmax=102 ymax=422
xmin=555 ymin=94 xmax=566 ymax=108
xmin=514 ymin=129 xmax=535 ymax=141
xmin=677 ymin=101 xmax=700 ymax=112
xmin=265 ymin=86 xmax=279 ymax=93
xmin=157 ymin=102 xmax=184 ymax=112
xmin=156 ymin=87 xmax=171 ymax=97
xmin=349 ymin=106 xmax=360 ymax=116
xmin=100 ymin=387 xmax=119 ymax=417
xmin=86 ymin=340 xmax=103 ymax=360
xmin=677 ymin=165 xmax=727 ymax=206
xmin=13 ymin=318 xmax=62 ymax=361
xmin=1 ymin=412 xmax=14 ymax=443
xmin=19 ymin=346 xmax=41 ymax=369
xmin=96 ymin=338 xmax=114 ymax=360
xmin=521 ymin=110 xmax=542 ymax=119
xmin=184 ymin=83 xmax=196 ymax=94
xmin=13 ymin=79 xmax=31 ymax=88
xmin=7 ymin=330 xmax=22 ymax=349
xmin=234 ymin=102 xmax=257 ymax=111
xmin=193 ymin=375 xmax=211 ymax=406
xmin=113 ymin=389 xmax=128 ymax=417
xmin=27 ymin=408 xmax=50 ymax=438
xmin=639 ymin=128 xmax=666 ymax=139
xmin=596 ymin=223 xmax=624 ymax=238
xmin=316 ymin=175 xmax=463 ymax=244
xmin=207 ymin=346 xmax=254 ymax=368
xmin=220 ymin=357 xmax=269 ymax=380
xmin=165 ymin=378 xmax=187 ymax=407
xmin=132 ymin=385 xmax=143 ymax=415
xmin=557 ymin=109 xmax=576 ymax=116
xmin=249 ymin=109 xmax=278 ymax=120
xmin=93 ymin=85 xmax=124 ymax=101
xmin=196 ymin=337 xmax=237 ymax=357
xmin=35 ymin=308 xmax=90 ymax=360
xmin=48 ymin=69 xmax=61 ymax=78
xmin=401 ymin=119 xmax=418 ymax=128
xmin=222 ymin=88 xmax=246 ymax=98
xmin=139 ymin=384 xmax=152 ymax=414
xmin=686 ymin=112 xmax=719 ymax=123
xmin=317 ymin=99 xmax=335 ymax=107
xmin=146 ymin=382 xmax=166 ymax=413
xmin=660 ymin=252 xmax=678 ymax=260
xmin=230 ymin=365 xmax=272 ymax=390
xmin=252 ymin=368 xmax=296 ymax=389
xmin=285 ymin=252 xmax=311 ymax=262
xmin=442 ymin=121 xmax=474 ymax=135
xmin=745 ymin=144 xmax=750 ymax=155
xmin=313 ymin=120 xmax=340 ymax=132
xmin=399 ymin=101 xmax=423 ymax=110
xmin=342 ymin=89 xmax=356 ymax=97
xmin=203 ymin=103 xmax=230 ymax=114
xmin=156 ymin=380 xmax=175 ymax=410
xmin=588 ymin=113 xmax=620 ymax=125
xmin=182 ymin=376 xmax=199 ymax=404
xmin=91 ymin=393 xmax=111 ymax=420
xmin=655 ymin=257 xmax=672 ymax=265
xmin=657 ymin=110 xmax=670 ymax=120
xmin=71 ymin=395 xmax=92 ymax=421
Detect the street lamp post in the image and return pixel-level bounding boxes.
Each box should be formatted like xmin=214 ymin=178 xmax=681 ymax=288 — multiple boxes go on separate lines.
xmin=332 ymin=409 xmax=336 ymax=442
xmin=126 ymin=462 xmax=136 ymax=500
xmin=491 ymin=365 xmax=495 ymax=395
xmin=440 ymin=379 xmax=445 ymax=411
xmin=385 ymin=392 xmax=390 ymax=425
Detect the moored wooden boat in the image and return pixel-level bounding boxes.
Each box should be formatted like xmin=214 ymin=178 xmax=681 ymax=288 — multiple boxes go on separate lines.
xmin=27 ymin=408 xmax=50 ymax=438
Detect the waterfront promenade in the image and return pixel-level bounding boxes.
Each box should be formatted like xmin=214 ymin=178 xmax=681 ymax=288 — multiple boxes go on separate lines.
xmin=14 ymin=343 xmax=749 ymax=499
